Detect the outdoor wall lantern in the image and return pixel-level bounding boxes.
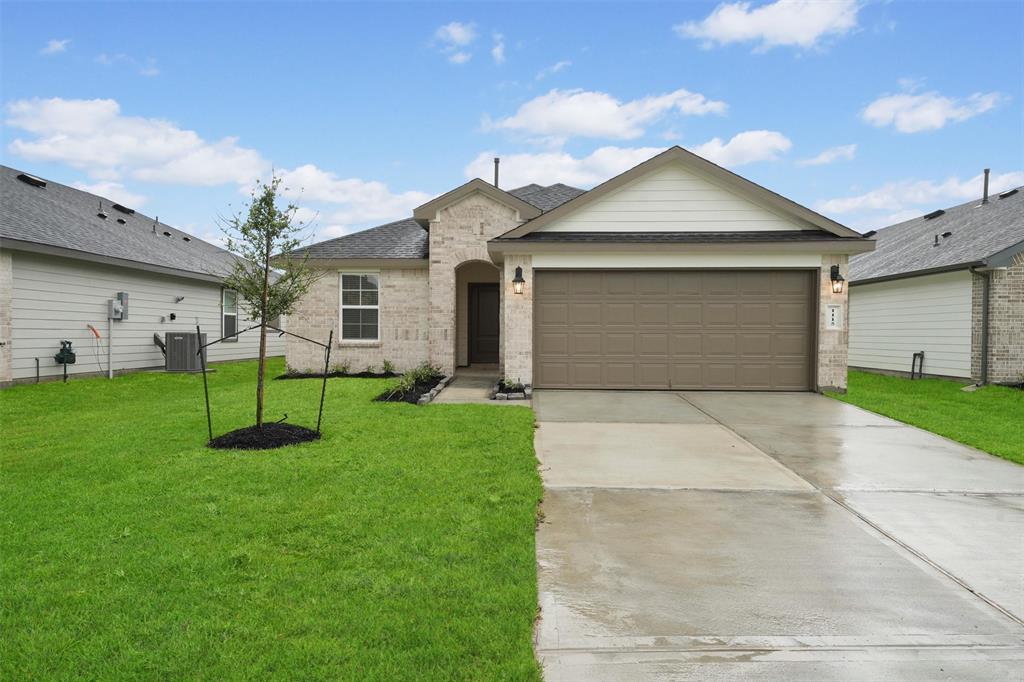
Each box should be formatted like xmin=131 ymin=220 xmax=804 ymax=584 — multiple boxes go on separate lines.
xmin=830 ymin=265 xmax=845 ymax=294
xmin=512 ymin=266 xmax=526 ymax=295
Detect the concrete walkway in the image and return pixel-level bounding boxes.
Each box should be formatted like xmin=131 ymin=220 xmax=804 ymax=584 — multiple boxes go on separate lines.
xmin=432 ymin=366 xmax=527 ymax=405
xmin=534 ymin=390 xmax=1024 ymax=681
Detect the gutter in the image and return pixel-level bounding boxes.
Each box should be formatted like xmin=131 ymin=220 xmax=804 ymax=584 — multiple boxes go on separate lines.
xmin=849 ymin=262 xmax=984 ymax=287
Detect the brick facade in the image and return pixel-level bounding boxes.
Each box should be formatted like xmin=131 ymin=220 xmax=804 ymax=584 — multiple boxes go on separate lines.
xmin=285 ymin=267 xmax=429 ymax=374
xmin=817 ymin=254 xmax=850 ymax=393
xmin=426 ymin=192 xmax=522 ymax=375
xmin=501 ymin=254 xmax=533 ymax=384
xmin=972 ymin=252 xmax=1024 ymax=384
xmin=0 ymin=249 xmax=12 ymax=383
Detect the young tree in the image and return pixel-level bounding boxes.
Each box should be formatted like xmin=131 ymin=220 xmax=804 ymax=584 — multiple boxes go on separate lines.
xmin=222 ymin=177 xmax=321 ymax=428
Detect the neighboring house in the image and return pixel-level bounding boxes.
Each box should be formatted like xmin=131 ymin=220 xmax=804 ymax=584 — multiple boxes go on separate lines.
xmin=284 ymin=147 xmax=874 ymax=392
xmin=0 ymin=166 xmax=283 ymax=385
xmin=848 ymin=183 xmax=1023 ymax=383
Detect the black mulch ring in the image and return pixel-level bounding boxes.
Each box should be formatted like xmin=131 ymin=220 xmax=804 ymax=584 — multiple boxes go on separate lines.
xmin=208 ymin=423 xmax=321 ymax=450
xmin=374 ymin=376 xmax=444 ymax=404
xmin=275 ymin=371 xmax=400 ymax=380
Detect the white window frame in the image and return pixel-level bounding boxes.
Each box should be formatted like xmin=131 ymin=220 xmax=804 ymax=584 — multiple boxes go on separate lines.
xmin=339 ymin=271 xmax=380 ymax=344
xmin=222 ymin=288 xmax=239 ymax=342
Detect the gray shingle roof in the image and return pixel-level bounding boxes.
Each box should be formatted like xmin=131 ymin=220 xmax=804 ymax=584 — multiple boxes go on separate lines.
xmin=508 ymin=183 xmax=586 ymax=211
xmin=287 ymin=217 xmax=428 ymax=259
xmin=508 ymin=230 xmax=849 ymax=243
xmin=849 ymin=187 xmax=1024 ymax=283
xmin=292 ymin=182 xmax=586 ymax=260
xmin=0 ymin=165 xmax=237 ymax=280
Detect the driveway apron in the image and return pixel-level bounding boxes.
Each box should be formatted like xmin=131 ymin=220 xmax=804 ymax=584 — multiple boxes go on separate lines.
xmin=534 ymin=390 xmax=1024 ymax=681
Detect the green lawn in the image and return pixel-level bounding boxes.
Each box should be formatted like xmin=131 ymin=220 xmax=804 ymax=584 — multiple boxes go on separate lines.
xmin=829 ymin=371 xmax=1024 ymax=465
xmin=0 ymin=358 xmax=541 ymax=680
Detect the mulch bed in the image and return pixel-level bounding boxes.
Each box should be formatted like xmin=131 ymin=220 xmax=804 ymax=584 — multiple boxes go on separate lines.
xmin=275 ymin=371 xmax=400 ymax=380
xmin=208 ymin=423 xmax=321 ymax=450
xmin=374 ymin=376 xmax=444 ymax=404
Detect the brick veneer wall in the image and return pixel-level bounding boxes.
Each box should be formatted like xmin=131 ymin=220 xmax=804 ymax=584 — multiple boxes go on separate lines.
xmin=817 ymin=254 xmax=850 ymax=392
xmin=972 ymin=252 xmax=1024 ymax=384
xmin=0 ymin=250 xmax=12 ymax=383
xmin=285 ymin=267 xmax=429 ymax=373
xmin=502 ymin=254 xmax=533 ymax=384
xmin=427 ymin=192 xmax=522 ymax=375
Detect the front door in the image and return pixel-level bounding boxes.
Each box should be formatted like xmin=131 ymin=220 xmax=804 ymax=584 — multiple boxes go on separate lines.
xmin=469 ymin=283 xmax=500 ymax=364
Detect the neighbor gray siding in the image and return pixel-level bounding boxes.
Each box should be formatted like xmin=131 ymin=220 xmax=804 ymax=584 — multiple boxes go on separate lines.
xmin=848 ymin=270 xmax=973 ymax=379
xmin=7 ymin=250 xmax=284 ymax=382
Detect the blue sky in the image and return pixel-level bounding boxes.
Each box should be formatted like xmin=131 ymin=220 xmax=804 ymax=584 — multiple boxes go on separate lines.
xmin=2 ymin=1 xmax=1022 ymax=245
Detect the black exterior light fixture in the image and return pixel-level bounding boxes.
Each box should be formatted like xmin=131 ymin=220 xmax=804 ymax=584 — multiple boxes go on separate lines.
xmin=830 ymin=265 xmax=845 ymax=294
xmin=512 ymin=266 xmax=526 ymax=295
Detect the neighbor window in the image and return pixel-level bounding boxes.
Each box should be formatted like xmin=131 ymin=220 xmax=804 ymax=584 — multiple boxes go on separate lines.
xmin=341 ymin=273 xmax=379 ymax=341
xmin=222 ymin=289 xmax=238 ymax=342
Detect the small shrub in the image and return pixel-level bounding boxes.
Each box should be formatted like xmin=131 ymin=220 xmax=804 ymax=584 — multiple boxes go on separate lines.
xmin=332 ymin=360 xmax=351 ymax=375
xmin=365 ymin=364 xmax=377 ymax=375
xmin=382 ymin=359 xmax=396 ymax=375
xmin=498 ymin=377 xmax=526 ymax=393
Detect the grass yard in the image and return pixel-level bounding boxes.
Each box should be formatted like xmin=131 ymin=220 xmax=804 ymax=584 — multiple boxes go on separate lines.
xmin=829 ymin=371 xmax=1024 ymax=465
xmin=0 ymin=358 xmax=542 ymax=680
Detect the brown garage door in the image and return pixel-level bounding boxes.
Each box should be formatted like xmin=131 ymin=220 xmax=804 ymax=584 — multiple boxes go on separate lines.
xmin=534 ymin=270 xmax=815 ymax=390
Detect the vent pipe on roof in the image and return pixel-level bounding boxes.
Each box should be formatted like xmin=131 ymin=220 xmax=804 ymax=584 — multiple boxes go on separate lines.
xmin=493 ymin=157 xmax=500 ymax=188
xmin=982 ymin=168 xmax=990 ymax=204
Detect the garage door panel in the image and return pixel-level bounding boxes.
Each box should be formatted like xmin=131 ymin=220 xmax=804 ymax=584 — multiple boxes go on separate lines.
xmin=604 ymin=333 xmax=635 ymax=355
xmin=572 ymin=333 xmax=602 ymax=355
xmin=671 ymin=303 xmax=702 ymax=325
xmin=638 ymin=333 xmax=669 ymax=356
xmin=571 ymin=303 xmax=602 ymax=325
xmin=534 ymin=270 xmax=813 ymax=390
xmin=606 ymin=303 xmax=636 ymax=325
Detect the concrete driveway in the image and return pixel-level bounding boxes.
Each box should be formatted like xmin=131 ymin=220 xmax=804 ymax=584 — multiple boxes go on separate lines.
xmin=533 ymin=390 xmax=1024 ymax=681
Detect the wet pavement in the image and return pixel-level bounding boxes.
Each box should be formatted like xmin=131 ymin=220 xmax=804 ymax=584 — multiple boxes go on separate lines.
xmin=534 ymin=390 xmax=1024 ymax=680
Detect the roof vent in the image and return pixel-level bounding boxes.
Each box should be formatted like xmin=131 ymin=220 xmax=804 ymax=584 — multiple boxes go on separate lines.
xmin=941 ymin=231 xmax=952 ymax=239
xmin=16 ymin=173 xmax=46 ymax=188
xmin=117 ymin=218 xmax=127 ymax=225
xmin=112 ymin=203 xmax=135 ymax=215
xmin=923 ymin=209 xmax=945 ymax=220
xmin=182 ymin=236 xmax=192 ymax=242
xmin=998 ymin=188 xmax=1019 ymax=199
xmin=162 ymin=230 xmax=172 ymax=237
xmin=97 ymin=201 xmax=108 ymax=220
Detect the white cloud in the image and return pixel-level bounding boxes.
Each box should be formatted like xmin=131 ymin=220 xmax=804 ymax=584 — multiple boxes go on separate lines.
xmin=491 ymin=33 xmax=506 ymax=64
xmin=797 ymin=143 xmax=857 ymax=166
xmin=862 ymin=88 xmax=1006 ymax=133
xmin=276 ymin=164 xmax=431 ymax=234
xmin=71 ymin=181 xmax=147 ymax=208
xmin=487 ymin=88 xmax=728 ymax=142
xmin=691 ymin=130 xmax=792 ymax=166
xmin=434 ymin=21 xmax=477 ymax=63
xmin=435 ymin=21 xmax=477 ymax=47
xmin=40 ymin=39 xmax=70 ymax=55
xmin=5 ymin=97 xmax=268 ymax=186
xmin=466 ymin=146 xmax=665 ymax=188
xmin=536 ymin=60 xmax=571 ymax=80
xmin=95 ymin=52 xmax=160 ymax=77
xmin=818 ymin=171 xmax=1024 ymax=215
xmin=675 ymin=0 xmax=859 ymax=50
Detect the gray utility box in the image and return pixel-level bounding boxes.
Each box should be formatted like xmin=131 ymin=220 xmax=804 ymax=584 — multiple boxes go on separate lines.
xmin=165 ymin=332 xmax=207 ymax=372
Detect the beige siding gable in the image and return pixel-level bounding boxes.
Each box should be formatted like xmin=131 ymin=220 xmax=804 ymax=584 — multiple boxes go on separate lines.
xmin=537 ymin=163 xmax=812 ymax=233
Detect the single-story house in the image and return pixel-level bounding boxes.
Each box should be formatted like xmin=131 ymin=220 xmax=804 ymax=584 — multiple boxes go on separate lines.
xmin=848 ymin=181 xmax=1023 ymax=384
xmin=284 ymin=147 xmax=874 ymax=392
xmin=0 ymin=165 xmax=283 ymax=386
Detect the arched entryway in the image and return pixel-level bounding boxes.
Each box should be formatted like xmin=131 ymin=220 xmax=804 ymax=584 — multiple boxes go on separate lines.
xmin=455 ymin=260 xmax=501 ymax=367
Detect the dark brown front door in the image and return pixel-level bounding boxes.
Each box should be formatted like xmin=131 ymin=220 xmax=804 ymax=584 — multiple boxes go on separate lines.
xmin=469 ymin=283 xmax=500 ymax=364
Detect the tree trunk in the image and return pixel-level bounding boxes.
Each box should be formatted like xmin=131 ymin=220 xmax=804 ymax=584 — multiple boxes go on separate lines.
xmin=255 ymin=237 xmax=272 ymax=428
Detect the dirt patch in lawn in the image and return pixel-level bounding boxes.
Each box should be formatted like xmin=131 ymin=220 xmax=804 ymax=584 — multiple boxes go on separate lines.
xmin=208 ymin=423 xmax=320 ymax=450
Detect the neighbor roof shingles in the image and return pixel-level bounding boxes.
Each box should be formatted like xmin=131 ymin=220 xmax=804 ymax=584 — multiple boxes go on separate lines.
xmin=0 ymin=165 xmax=238 ymax=279
xmin=849 ymin=187 xmax=1024 ymax=283
xmin=508 ymin=183 xmax=586 ymax=211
